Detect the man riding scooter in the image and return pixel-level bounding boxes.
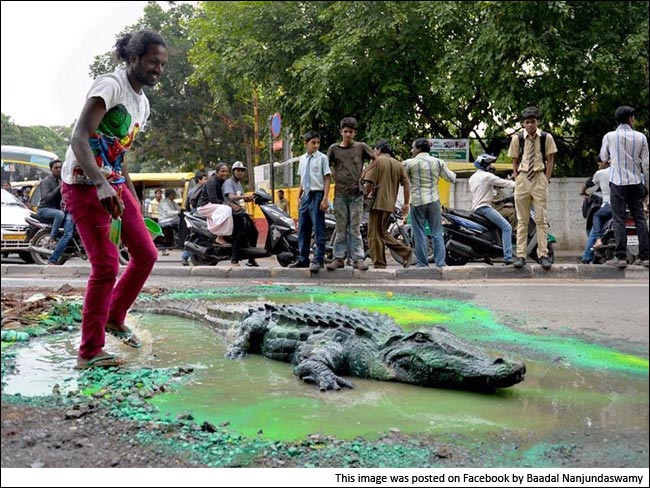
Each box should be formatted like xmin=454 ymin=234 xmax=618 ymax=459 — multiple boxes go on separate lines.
xmin=222 ymin=161 xmax=259 ymax=267
xmin=36 ymin=159 xmax=76 ymax=265
xmin=468 ymin=154 xmax=516 ymax=265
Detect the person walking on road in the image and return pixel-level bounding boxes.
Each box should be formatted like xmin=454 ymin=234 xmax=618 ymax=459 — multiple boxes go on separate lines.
xmin=61 ymin=30 xmax=168 ymax=369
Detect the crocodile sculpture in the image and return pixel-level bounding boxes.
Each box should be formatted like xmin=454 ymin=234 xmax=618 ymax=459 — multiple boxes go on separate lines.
xmin=222 ymin=302 xmax=526 ymax=392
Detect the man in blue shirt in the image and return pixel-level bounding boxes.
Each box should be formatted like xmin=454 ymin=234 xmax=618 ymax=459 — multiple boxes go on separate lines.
xmin=290 ymin=131 xmax=331 ymax=272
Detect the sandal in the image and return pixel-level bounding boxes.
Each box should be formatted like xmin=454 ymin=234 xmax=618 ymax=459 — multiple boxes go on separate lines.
xmin=215 ymin=236 xmax=232 ymax=247
xmin=76 ymin=353 xmax=127 ymax=370
xmin=106 ymin=324 xmax=142 ymax=348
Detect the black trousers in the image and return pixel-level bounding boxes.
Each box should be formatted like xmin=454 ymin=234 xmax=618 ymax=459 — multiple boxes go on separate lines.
xmin=609 ymin=182 xmax=649 ymax=260
xmin=231 ymin=212 xmax=259 ymax=261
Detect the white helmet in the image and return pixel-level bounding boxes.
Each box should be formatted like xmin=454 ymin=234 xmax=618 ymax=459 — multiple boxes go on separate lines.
xmin=232 ymin=161 xmax=246 ymax=170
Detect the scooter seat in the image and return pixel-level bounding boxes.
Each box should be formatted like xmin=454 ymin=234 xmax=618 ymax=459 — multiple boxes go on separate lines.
xmin=446 ymin=208 xmax=473 ymax=219
xmin=29 ymin=213 xmax=54 ymax=225
xmin=470 ymin=213 xmax=498 ymax=230
xmin=446 ymin=208 xmax=497 ymax=230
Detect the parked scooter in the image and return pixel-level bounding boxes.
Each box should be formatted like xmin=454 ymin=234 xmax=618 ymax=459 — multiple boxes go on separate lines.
xmin=26 ymin=213 xmax=130 ymax=265
xmin=441 ymin=198 xmax=556 ymax=266
xmin=591 ymin=211 xmax=639 ymax=264
xmin=183 ymin=188 xmax=299 ymax=266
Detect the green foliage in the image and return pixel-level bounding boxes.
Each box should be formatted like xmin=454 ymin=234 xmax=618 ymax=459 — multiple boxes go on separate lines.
xmin=88 ymin=1 xmax=252 ymax=172
xmin=1 ymin=113 xmax=70 ymax=157
xmin=189 ymin=1 xmax=649 ymax=175
xmin=7 ymin=1 xmax=649 ymax=177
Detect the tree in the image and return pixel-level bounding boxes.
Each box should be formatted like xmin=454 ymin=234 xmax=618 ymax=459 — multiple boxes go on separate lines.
xmin=189 ymin=1 xmax=649 ymax=175
xmin=90 ymin=1 xmax=248 ymax=173
xmin=1 ymin=113 xmax=70 ymax=157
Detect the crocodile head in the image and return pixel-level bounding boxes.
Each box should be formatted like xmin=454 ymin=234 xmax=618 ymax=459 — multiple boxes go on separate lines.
xmin=380 ymin=327 xmax=526 ymax=390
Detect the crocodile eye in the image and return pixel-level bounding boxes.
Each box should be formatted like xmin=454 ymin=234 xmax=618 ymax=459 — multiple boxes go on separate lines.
xmin=396 ymin=358 xmax=410 ymax=370
xmin=413 ymin=333 xmax=431 ymax=343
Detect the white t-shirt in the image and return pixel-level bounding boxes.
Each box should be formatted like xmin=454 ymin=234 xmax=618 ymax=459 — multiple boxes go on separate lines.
xmin=591 ymin=167 xmax=611 ymax=205
xmin=62 ymin=69 xmax=150 ymax=185
xmin=469 ymin=170 xmax=515 ymax=211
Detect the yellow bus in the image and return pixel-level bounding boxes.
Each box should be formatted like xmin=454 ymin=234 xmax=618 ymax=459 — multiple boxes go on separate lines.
xmin=130 ymin=172 xmax=196 ymax=214
xmin=2 ymin=145 xmax=59 ymax=205
xmin=1 ymin=145 xmax=59 ymax=184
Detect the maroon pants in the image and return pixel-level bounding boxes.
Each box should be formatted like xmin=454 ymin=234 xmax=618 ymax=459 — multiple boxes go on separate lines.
xmin=62 ymin=183 xmax=157 ymax=359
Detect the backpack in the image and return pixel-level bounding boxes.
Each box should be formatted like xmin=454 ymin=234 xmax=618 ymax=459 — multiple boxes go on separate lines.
xmin=518 ymin=131 xmax=548 ymax=170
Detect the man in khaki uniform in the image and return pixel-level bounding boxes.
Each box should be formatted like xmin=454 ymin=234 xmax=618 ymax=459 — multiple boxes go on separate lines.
xmin=508 ymin=106 xmax=557 ymax=270
xmin=363 ymin=140 xmax=412 ymax=269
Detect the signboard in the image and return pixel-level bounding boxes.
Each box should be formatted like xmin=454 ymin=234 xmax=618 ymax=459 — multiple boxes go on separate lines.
xmin=429 ymin=139 xmax=469 ymax=162
xmin=270 ymin=112 xmax=282 ymax=138
xmin=272 ymin=140 xmax=283 ymax=151
xmin=253 ymin=164 xmax=270 ymax=191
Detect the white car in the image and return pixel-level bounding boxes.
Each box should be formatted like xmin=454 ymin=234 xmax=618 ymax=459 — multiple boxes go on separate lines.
xmin=1 ymin=188 xmax=33 ymax=262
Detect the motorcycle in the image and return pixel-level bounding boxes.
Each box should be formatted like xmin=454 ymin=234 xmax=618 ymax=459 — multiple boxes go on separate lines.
xmin=581 ymin=185 xmax=603 ymax=236
xmin=591 ymin=211 xmax=639 ymax=264
xmin=182 ymin=188 xmax=299 ymax=266
xmin=441 ymin=197 xmax=556 ymax=266
xmin=26 ymin=213 xmax=130 ymax=265
xmin=387 ymin=207 xmax=435 ymax=266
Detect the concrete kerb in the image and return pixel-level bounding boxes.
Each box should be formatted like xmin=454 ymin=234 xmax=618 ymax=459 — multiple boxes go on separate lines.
xmin=150 ymin=266 xmax=192 ymax=277
xmin=190 ymin=266 xmax=230 ymax=278
xmin=270 ymin=267 xmax=311 ymax=279
xmin=1 ymin=263 xmax=648 ymax=280
xmin=354 ymin=269 xmax=397 ymax=280
xmin=396 ymin=267 xmax=443 ymax=280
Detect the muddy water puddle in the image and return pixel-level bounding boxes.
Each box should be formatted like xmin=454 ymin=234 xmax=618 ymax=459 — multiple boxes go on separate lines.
xmin=3 ymin=312 xmax=647 ymax=443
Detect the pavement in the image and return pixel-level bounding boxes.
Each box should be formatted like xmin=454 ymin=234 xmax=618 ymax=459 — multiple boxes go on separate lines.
xmin=2 ymin=249 xmax=648 ymax=281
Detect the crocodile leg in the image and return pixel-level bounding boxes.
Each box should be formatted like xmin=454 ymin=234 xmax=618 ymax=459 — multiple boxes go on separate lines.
xmin=295 ymin=359 xmax=355 ymax=391
xmin=226 ymin=312 xmax=268 ymax=360
xmin=293 ymin=342 xmax=354 ymax=391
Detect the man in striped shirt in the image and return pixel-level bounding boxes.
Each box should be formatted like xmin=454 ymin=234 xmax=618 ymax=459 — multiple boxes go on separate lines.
xmin=599 ymin=106 xmax=649 ymax=268
xmin=403 ymin=138 xmax=457 ymax=267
